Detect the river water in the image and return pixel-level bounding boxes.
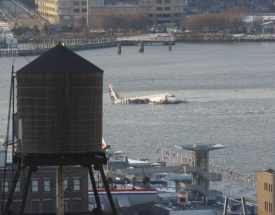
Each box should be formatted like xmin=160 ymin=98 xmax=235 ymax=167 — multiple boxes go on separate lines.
xmin=0 ymin=42 xmax=275 ymax=188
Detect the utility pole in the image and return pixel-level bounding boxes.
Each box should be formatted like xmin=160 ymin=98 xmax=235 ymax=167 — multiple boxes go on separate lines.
xmin=252 ymin=0 xmax=254 ymax=25
xmin=86 ymin=0 xmax=89 ymax=28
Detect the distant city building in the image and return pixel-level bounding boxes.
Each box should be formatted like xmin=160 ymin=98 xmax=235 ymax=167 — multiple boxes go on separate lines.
xmin=257 ymin=169 xmax=275 ymax=215
xmin=36 ymin=0 xmax=187 ymax=26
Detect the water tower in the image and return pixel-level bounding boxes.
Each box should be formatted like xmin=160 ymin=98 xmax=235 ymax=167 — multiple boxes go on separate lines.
xmin=4 ymin=43 xmax=117 ymax=215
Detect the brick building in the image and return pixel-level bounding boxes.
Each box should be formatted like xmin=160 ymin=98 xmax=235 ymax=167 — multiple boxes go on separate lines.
xmin=0 ymin=165 xmax=89 ymax=214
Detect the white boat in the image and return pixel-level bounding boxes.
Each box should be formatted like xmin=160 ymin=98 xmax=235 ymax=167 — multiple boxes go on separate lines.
xmin=0 ymin=31 xmax=18 ymax=49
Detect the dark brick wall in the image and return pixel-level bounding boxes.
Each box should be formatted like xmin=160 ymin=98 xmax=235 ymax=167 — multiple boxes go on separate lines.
xmin=0 ymin=165 xmax=89 ymax=214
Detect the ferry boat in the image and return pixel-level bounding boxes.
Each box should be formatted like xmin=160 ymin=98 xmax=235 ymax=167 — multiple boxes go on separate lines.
xmin=0 ymin=21 xmax=18 ymax=49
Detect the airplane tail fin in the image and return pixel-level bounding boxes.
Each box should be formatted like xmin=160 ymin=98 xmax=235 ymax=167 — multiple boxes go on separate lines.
xmin=101 ymin=138 xmax=110 ymax=153
xmin=141 ymin=168 xmax=146 ymax=178
xmin=141 ymin=168 xmax=150 ymax=184
xmin=108 ymin=84 xmax=122 ymax=104
xmin=102 ymin=138 xmax=106 ymax=149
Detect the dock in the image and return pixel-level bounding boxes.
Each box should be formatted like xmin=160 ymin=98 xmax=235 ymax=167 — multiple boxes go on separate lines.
xmin=0 ymin=35 xmax=174 ymax=57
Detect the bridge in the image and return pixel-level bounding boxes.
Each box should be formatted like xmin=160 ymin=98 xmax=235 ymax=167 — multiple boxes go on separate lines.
xmin=0 ymin=0 xmax=43 ymax=29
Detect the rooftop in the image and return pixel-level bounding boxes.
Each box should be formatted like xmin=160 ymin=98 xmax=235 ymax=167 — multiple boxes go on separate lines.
xmin=16 ymin=42 xmax=103 ymax=74
xmin=174 ymin=143 xmax=226 ymax=151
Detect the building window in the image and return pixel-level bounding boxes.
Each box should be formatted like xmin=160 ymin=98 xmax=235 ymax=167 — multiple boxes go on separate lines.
xmin=15 ymin=181 xmax=21 ymax=192
xmin=73 ymin=200 xmax=81 ymax=212
xmin=73 ymin=8 xmax=80 ymax=12
xmin=42 ymin=200 xmax=52 ymax=213
xmin=13 ymin=201 xmax=21 ymax=213
xmin=164 ymin=7 xmax=170 ymax=11
xmin=156 ymin=7 xmax=162 ymax=11
xmin=32 ymin=180 xmax=39 ymax=192
xmin=64 ymin=179 xmax=69 ymax=190
xmin=73 ymin=1 xmax=80 ymax=5
xmin=81 ymin=1 xmax=87 ymax=5
xmin=164 ymin=0 xmax=170 ymax=3
xmin=44 ymin=179 xmax=51 ymax=191
xmin=82 ymin=8 xmax=87 ymax=12
xmin=2 ymin=181 xmax=9 ymax=192
xmin=64 ymin=200 xmax=70 ymax=212
xmin=265 ymin=201 xmax=268 ymax=211
xmin=156 ymin=0 xmax=162 ymax=3
xmin=73 ymin=179 xmax=80 ymax=191
xmin=157 ymin=14 xmax=170 ymax=17
xmin=32 ymin=201 xmax=40 ymax=213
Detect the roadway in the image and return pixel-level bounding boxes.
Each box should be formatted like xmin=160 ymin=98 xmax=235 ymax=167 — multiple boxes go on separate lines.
xmin=1 ymin=0 xmax=43 ymax=29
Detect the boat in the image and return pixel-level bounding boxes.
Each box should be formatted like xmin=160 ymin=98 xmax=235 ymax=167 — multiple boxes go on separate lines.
xmin=0 ymin=26 xmax=18 ymax=49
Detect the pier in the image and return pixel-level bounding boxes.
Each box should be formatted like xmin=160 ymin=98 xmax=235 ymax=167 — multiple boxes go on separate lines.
xmin=0 ymin=35 xmax=174 ymax=57
xmin=116 ymin=34 xmax=175 ymax=45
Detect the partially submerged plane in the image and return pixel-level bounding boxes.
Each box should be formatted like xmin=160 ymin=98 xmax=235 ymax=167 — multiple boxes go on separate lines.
xmin=108 ymin=84 xmax=188 ymax=104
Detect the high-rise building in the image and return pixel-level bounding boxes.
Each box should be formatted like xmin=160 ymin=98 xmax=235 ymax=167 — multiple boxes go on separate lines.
xmin=257 ymin=169 xmax=275 ymax=215
xmin=36 ymin=0 xmax=187 ymax=26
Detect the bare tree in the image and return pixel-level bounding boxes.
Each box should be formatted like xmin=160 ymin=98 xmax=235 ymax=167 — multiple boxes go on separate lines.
xmin=184 ymin=6 xmax=249 ymax=32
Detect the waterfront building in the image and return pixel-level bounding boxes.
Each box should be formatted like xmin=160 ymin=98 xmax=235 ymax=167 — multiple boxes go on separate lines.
xmin=257 ymin=169 xmax=275 ymax=215
xmin=36 ymin=0 xmax=187 ymax=26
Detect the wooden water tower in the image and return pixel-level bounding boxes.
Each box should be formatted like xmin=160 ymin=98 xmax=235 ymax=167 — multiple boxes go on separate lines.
xmin=4 ymin=43 xmax=117 ymax=215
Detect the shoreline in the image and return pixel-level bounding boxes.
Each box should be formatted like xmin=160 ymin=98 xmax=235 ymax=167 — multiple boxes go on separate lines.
xmin=174 ymin=33 xmax=275 ymax=42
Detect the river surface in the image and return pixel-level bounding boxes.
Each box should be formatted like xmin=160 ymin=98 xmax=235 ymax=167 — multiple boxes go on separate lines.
xmin=0 ymin=42 xmax=275 ymax=185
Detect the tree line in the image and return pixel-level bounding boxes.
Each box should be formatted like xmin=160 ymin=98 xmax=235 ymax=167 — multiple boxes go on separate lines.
xmin=91 ymin=14 xmax=152 ymax=32
xmin=184 ymin=6 xmax=252 ymax=32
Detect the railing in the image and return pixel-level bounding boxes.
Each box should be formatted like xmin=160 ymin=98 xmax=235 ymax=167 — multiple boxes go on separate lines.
xmin=0 ymin=37 xmax=118 ymax=57
xmin=183 ymin=165 xmax=222 ymax=181
xmin=116 ymin=34 xmax=175 ymax=42
xmin=179 ymin=183 xmax=221 ymax=196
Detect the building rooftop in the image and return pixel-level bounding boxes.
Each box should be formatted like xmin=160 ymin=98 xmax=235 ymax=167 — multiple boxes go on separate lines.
xmin=174 ymin=143 xmax=226 ymax=151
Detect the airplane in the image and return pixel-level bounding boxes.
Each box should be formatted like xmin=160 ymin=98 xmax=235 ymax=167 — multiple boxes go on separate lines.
xmin=125 ymin=156 xmax=161 ymax=168
xmin=161 ymin=172 xmax=192 ymax=183
xmin=133 ymin=168 xmax=167 ymax=186
xmin=108 ymin=84 xmax=188 ymax=105
xmin=105 ymin=167 xmax=131 ymax=186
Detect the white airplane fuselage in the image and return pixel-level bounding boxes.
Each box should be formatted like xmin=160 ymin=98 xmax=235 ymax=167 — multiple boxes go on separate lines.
xmin=108 ymin=84 xmax=186 ymax=104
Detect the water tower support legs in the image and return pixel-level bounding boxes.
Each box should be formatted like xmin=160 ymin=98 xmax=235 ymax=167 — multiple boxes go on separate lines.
xmin=4 ymin=164 xmax=21 ymax=215
xmin=56 ymin=165 xmax=64 ymax=215
xmin=19 ymin=166 xmax=37 ymax=215
xmin=88 ymin=165 xmax=102 ymax=212
xmin=96 ymin=165 xmax=118 ymax=215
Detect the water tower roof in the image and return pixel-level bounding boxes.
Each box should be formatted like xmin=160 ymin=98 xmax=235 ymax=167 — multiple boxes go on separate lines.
xmin=17 ymin=42 xmax=103 ymax=74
